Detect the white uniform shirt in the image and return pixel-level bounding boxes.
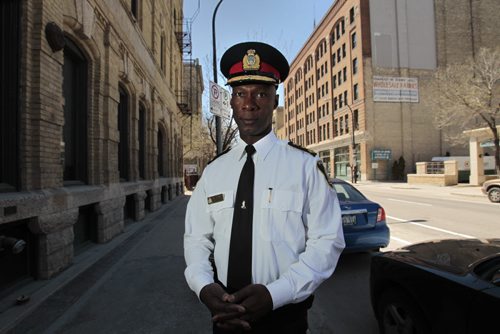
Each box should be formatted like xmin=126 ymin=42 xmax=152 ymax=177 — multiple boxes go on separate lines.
xmin=184 ymin=132 xmax=345 ymax=310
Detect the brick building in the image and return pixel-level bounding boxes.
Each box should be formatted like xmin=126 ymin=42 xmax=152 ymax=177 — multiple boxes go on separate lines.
xmin=280 ymin=0 xmax=499 ymax=181
xmin=0 ymin=0 xmax=189 ymax=292
xmin=182 ymin=58 xmax=213 ymax=190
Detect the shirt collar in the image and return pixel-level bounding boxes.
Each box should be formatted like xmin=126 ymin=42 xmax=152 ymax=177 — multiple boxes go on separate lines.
xmin=236 ymin=131 xmax=278 ymax=162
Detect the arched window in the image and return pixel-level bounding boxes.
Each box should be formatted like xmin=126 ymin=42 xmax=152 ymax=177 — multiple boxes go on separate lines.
xmin=157 ymin=126 xmax=165 ymax=177
xmin=63 ymin=37 xmax=88 ymax=184
xmin=138 ymin=103 xmax=146 ymax=179
xmin=118 ymin=85 xmax=130 ymax=181
xmin=0 ymin=0 xmax=20 ymax=191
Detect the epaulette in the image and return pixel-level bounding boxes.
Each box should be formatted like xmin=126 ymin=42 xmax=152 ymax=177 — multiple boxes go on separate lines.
xmin=207 ymin=147 xmax=231 ymax=165
xmin=288 ymin=141 xmax=317 ymax=156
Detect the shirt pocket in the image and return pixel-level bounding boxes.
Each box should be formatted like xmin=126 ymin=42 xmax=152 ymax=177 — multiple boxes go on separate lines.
xmin=260 ymin=189 xmax=305 ymax=242
xmin=207 ymin=190 xmax=234 ymax=238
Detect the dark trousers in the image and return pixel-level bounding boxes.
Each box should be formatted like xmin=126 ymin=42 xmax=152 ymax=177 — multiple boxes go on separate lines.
xmin=213 ymin=295 xmax=313 ymax=334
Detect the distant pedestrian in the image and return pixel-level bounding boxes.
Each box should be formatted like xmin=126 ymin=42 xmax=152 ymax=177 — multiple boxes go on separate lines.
xmin=353 ymin=165 xmax=359 ymax=183
xmin=184 ymin=41 xmax=345 ymax=333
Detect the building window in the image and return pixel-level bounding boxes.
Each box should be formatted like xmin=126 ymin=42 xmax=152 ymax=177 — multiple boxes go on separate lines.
xmin=352 ymin=32 xmax=357 ymax=49
xmin=340 ymin=116 xmax=344 ymax=135
xmin=333 ymin=75 xmax=337 ymax=88
xmin=160 ymin=34 xmax=166 ymax=73
xmin=353 ymin=83 xmax=359 ymax=101
xmin=343 ymin=67 xmax=347 ymax=82
xmin=350 ymin=7 xmax=355 ymax=24
xmin=131 ymin=0 xmax=138 ymax=19
xmin=157 ymin=127 xmax=165 ymax=177
xmin=345 ymin=114 xmax=349 ymax=134
xmin=334 ymin=119 xmax=339 ymax=137
xmin=118 ymin=85 xmax=130 ymax=181
xmin=138 ymin=104 xmax=146 ymax=179
xmin=354 ymin=109 xmax=359 ymax=130
xmin=339 ymin=94 xmax=343 ymax=108
xmin=63 ymin=37 xmax=88 ymax=184
xmin=1 ymin=0 xmax=20 ymax=192
xmin=342 ymin=43 xmax=346 ymax=58
xmin=344 ymin=90 xmax=348 ymax=106
xmin=353 ymin=58 xmax=358 ymax=74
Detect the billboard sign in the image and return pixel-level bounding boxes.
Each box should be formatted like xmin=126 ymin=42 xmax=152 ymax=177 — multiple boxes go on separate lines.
xmin=373 ymin=76 xmax=419 ymax=103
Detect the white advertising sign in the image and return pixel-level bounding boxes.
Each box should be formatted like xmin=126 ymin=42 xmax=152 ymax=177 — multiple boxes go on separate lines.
xmin=209 ymin=81 xmax=231 ymax=119
xmin=373 ymin=76 xmax=419 ymax=103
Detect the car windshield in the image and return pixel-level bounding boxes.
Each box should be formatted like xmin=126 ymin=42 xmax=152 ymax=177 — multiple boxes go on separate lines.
xmin=333 ymin=182 xmax=367 ymax=202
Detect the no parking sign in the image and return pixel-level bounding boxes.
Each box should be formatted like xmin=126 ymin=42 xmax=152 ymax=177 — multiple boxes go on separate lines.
xmin=209 ymin=81 xmax=231 ymax=119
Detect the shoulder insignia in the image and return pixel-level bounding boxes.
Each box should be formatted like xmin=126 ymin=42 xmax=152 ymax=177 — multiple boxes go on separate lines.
xmin=288 ymin=141 xmax=317 ymax=156
xmin=207 ymin=147 xmax=231 ymax=165
xmin=317 ymin=160 xmax=332 ymax=187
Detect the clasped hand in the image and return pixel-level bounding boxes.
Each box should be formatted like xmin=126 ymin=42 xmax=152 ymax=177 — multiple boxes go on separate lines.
xmin=200 ymin=283 xmax=273 ymax=331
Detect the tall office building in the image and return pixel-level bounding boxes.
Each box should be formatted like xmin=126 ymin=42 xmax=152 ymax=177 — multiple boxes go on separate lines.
xmin=281 ymin=0 xmax=499 ymax=181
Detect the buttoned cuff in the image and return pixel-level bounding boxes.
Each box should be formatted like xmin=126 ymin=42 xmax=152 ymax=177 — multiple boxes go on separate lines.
xmin=265 ymin=278 xmax=294 ymax=310
xmin=185 ymin=269 xmax=214 ymax=300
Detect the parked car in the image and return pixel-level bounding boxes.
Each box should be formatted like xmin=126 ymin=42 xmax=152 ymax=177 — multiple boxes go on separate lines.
xmin=330 ymin=178 xmax=390 ymax=252
xmin=481 ymin=178 xmax=500 ymax=203
xmin=370 ymin=238 xmax=500 ymax=334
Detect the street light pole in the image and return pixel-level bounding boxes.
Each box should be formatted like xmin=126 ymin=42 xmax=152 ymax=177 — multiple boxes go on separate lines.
xmin=346 ymin=104 xmax=357 ymax=183
xmin=212 ymin=0 xmax=224 ymax=155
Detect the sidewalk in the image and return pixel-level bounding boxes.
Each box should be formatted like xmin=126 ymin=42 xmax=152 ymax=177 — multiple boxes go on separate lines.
xmin=0 ymin=195 xmax=208 ymax=334
xmin=352 ymin=180 xmax=485 ymax=199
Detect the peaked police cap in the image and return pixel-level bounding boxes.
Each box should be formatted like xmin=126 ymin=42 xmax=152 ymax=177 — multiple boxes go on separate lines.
xmin=220 ymin=41 xmax=289 ymax=86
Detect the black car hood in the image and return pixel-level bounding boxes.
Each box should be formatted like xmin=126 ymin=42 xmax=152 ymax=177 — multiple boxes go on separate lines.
xmin=384 ymin=239 xmax=500 ymax=275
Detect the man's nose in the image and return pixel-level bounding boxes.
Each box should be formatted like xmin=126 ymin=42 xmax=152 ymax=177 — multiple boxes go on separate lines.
xmin=242 ymin=95 xmax=257 ymax=110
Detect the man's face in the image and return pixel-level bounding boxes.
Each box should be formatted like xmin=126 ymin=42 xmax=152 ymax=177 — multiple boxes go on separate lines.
xmin=230 ymin=83 xmax=278 ymax=145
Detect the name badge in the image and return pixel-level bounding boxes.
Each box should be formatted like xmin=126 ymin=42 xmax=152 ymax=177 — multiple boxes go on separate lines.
xmin=207 ymin=194 xmax=224 ymax=204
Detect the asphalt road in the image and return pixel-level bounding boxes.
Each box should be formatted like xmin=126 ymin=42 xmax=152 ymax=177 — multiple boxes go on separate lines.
xmin=3 ymin=183 xmax=498 ymax=334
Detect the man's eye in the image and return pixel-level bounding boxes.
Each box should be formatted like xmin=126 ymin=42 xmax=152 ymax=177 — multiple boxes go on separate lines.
xmin=256 ymin=92 xmax=267 ymax=98
xmin=232 ymin=92 xmax=245 ymax=97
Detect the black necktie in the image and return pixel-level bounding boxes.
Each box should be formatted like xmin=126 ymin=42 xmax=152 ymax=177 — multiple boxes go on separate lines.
xmin=227 ymin=145 xmax=256 ymax=293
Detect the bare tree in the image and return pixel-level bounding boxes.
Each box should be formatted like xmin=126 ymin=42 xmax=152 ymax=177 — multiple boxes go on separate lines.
xmin=431 ymin=47 xmax=500 ymax=174
xmin=206 ymin=115 xmax=238 ymax=152
xmin=183 ymin=119 xmax=212 ymax=157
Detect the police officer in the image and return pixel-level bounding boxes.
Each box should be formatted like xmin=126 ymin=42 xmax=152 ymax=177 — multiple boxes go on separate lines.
xmin=184 ymin=41 xmax=345 ymax=333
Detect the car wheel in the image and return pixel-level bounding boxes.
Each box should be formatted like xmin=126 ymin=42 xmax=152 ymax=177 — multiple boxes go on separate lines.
xmin=487 ymin=187 xmax=500 ymax=203
xmin=377 ymin=288 xmax=429 ymax=334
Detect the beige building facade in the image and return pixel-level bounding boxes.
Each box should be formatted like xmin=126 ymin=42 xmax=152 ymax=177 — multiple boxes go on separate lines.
xmin=0 ymin=0 xmax=188 ymax=291
xmin=182 ymin=59 xmax=213 ymax=190
xmin=281 ymin=0 xmax=499 ymax=181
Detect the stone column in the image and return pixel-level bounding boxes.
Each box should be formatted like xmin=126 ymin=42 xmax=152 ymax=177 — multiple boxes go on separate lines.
xmin=147 ymin=187 xmax=161 ymax=211
xmin=29 ymin=209 xmax=78 ymax=279
xmin=134 ymin=191 xmax=147 ymax=221
xmin=95 ymin=197 xmax=126 ymax=243
xmin=469 ymin=136 xmax=485 ymax=185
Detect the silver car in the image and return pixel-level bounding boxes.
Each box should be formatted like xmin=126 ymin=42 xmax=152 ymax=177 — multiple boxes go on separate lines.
xmin=481 ymin=178 xmax=500 ymax=203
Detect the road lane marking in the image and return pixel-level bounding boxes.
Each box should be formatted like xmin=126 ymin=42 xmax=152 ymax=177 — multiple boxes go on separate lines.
xmin=391 ymin=236 xmax=412 ymax=245
xmin=387 ymin=215 xmax=476 ymax=239
xmin=388 ymin=198 xmax=432 ymax=206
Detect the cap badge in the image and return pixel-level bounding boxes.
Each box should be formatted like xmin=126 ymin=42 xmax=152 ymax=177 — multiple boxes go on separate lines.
xmin=242 ymin=49 xmax=260 ymax=71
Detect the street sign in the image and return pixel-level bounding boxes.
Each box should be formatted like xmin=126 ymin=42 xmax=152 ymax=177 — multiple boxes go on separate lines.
xmin=371 ymin=149 xmax=392 ymax=160
xmin=209 ymin=81 xmax=231 ymax=119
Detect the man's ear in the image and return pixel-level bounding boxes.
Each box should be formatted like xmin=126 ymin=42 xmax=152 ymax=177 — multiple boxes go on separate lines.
xmin=274 ymin=95 xmax=279 ymax=109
